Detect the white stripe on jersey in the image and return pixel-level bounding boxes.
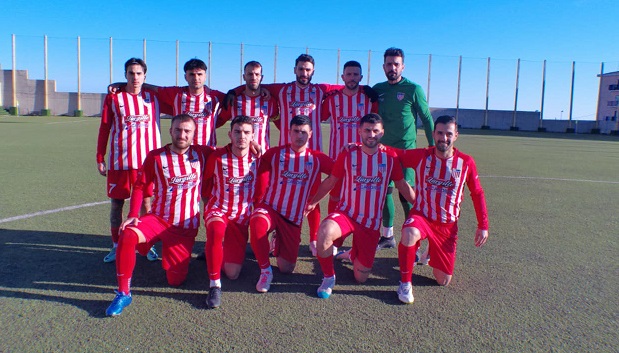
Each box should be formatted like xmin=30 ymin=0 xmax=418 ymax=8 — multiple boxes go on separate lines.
xmin=109 ymin=91 xmax=161 ymax=170
xmin=278 ymin=83 xmax=325 ymax=151
xmin=233 ymin=94 xmax=274 ymax=151
xmin=326 ymin=91 xmax=373 ymax=159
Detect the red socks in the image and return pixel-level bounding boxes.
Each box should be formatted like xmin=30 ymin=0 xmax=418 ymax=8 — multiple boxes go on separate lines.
xmin=205 ymin=220 xmax=226 ymax=281
xmin=116 ymin=229 xmax=138 ymax=293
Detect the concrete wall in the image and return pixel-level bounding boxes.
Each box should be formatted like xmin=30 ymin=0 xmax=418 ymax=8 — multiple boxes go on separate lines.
xmin=0 ymin=68 xmax=105 ymax=116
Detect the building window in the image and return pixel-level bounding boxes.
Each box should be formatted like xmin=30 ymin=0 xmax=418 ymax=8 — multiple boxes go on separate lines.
xmin=608 ymin=101 xmax=618 ymax=106
xmin=610 ymin=84 xmax=619 ymax=91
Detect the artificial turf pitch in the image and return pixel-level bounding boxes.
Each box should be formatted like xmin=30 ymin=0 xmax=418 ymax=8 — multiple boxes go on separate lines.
xmin=0 ymin=116 xmax=617 ymax=352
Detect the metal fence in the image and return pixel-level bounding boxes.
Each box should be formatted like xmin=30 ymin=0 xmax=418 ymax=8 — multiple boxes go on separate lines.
xmin=3 ymin=34 xmax=619 ymax=128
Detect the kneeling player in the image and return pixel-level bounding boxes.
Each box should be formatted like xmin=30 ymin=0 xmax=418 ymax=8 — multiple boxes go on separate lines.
xmin=105 ymin=114 xmax=212 ymax=316
xmin=305 ymin=113 xmax=415 ymax=298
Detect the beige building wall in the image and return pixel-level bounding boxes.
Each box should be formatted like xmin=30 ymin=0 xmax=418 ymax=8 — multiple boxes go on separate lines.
xmin=596 ymin=71 xmax=619 ymax=133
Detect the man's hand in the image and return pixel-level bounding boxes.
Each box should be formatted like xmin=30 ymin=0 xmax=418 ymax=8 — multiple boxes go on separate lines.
xmin=97 ymin=162 xmax=107 ymax=176
xmin=121 ymin=217 xmax=140 ymax=231
xmin=259 ymin=86 xmax=271 ymax=100
xmin=475 ymin=229 xmax=489 ymax=247
xmin=363 ymin=85 xmax=378 ymax=102
xmin=107 ymin=82 xmax=124 ymax=94
xmin=249 ymin=141 xmax=262 ymax=158
xmin=304 ymin=202 xmax=317 ymax=217
xmin=223 ymin=90 xmax=235 ymax=110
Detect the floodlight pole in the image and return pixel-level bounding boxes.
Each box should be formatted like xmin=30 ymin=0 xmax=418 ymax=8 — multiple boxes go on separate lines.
xmin=175 ymin=40 xmax=179 ymax=86
xmin=482 ymin=57 xmax=490 ymax=129
xmin=11 ymin=34 xmax=17 ymax=115
xmin=274 ymin=45 xmax=278 ymax=83
xmin=538 ymin=60 xmax=546 ymax=132
xmin=240 ymin=42 xmax=244 ymax=85
xmin=427 ymin=54 xmax=432 ymax=105
xmin=109 ymin=37 xmax=113 ymax=84
xmin=511 ymin=58 xmax=520 ymax=131
xmin=143 ymin=39 xmax=147 ymax=62
xmin=455 ymin=55 xmax=462 ymax=121
xmin=567 ymin=61 xmax=575 ymax=132
xmin=75 ymin=36 xmax=83 ymax=117
xmin=43 ymin=35 xmax=50 ymax=115
xmin=336 ymin=49 xmax=340 ymax=84
xmin=367 ymin=50 xmax=371 ymax=85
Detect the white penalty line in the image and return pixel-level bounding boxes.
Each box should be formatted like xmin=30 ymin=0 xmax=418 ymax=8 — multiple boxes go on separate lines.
xmin=0 ymin=201 xmax=108 ymax=224
xmin=482 ymin=175 xmax=619 ymax=184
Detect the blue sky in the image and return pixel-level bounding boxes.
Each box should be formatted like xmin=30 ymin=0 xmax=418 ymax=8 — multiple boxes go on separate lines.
xmin=2 ymin=0 xmax=617 ymax=120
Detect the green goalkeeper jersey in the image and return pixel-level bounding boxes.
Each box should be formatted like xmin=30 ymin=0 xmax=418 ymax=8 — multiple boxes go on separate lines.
xmin=373 ymin=77 xmax=435 ymax=149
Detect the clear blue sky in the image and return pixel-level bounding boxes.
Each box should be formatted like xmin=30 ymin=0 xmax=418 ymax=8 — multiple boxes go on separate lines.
xmin=2 ymin=0 xmax=617 ymax=120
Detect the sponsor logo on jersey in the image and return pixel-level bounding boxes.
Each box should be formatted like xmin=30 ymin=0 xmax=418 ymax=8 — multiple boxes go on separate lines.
xmin=426 ymin=177 xmax=454 ymax=187
xmin=169 ymin=173 xmax=198 ymax=189
xmin=187 ymin=111 xmax=207 ymax=119
xmin=228 ymin=174 xmax=254 ymax=184
xmin=290 ymin=101 xmax=314 ymax=108
xmin=124 ymin=115 xmax=150 ymax=123
xmin=282 ymin=170 xmax=309 ymax=180
xmin=355 ymin=176 xmax=383 ymax=183
xmin=338 ymin=116 xmax=361 ymax=124
xmin=251 ymin=116 xmax=265 ymax=124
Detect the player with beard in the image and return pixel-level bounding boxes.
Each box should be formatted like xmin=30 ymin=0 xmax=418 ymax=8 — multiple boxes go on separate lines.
xmin=249 ymin=115 xmax=333 ymax=293
xmin=304 ymin=113 xmax=415 ymax=299
xmin=219 ymin=61 xmax=278 ymax=152
xmin=105 ymin=114 xmax=214 ymax=316
xmin=373 ymin=47 xmax=435 ymax=252
xmin=202 ymin=116 xmax=257 ymax=309
xmin=395 ymin=115 xmax=489 ymax=304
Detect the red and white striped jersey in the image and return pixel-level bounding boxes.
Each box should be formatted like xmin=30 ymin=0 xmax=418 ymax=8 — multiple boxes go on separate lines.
xmin=332 ymin=144 xmax=403 ymax=230
xmin=399 ymin=147 xmax=489 ymax=229
xmin=222 ymin=93 xmax=278 ymax=151
xmin=256 ymin=145 xmax=333 ymax=226
xmin=129 ymin=145 xmax=213 ymax=229
xmin=322 ymin=90 xmax=378 ymax=159
xmin=204 ymin=144 xmax=257 ymax=224
xmin=158 ymin=86 xmax=225 ymax=147
xmin=97 ymin=90 xmax=162 ymax=170
xmin=264 ymin=82 xmax=329 ymax=151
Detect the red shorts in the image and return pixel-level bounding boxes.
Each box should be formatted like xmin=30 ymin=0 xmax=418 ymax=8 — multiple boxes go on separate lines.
xmin=126 ymin=214 xmax=198 ymax=274
xmin=107 ymin=170 xmax=138 ymax=199
xmin=402 ymin=213 xmax=458 ymax=275
xmin=204 ymin=210 xmax=249 ymax=265
xmin=253 ymin=204 xmax=301 ymax=264
xmin=327 ymin=213 xmax=380 ymax=268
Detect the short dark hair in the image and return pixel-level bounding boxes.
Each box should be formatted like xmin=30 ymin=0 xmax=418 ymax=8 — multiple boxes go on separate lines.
xmin=295 ymin=54 xmax=315 ymax=67
xmin=383 ymin=47 xmax=405 ymax=62
xmin=124 ymin=57 xmax=147 ymax=74
xmin=343 ymin=60 xmax=362 ymax=74
xmin=290 ymin=115 xmax=312 ymax=129
xmin=434 ymin=115 xmax=457 ymax=130
xmin=360 ymin=113 xmax=383 ymax=126
xmin=171 ymin=114 xmax=196 ymax=127
xmin=230 ymin=115 xmax=254 ymax=131
xmin=244 ymin=60 xmax=262 ymax=72
xmin=184 ymin=58 xmax=207 ymax=73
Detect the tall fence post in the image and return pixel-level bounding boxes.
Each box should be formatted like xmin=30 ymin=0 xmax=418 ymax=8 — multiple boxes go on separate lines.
xmin=175 ymin=40 xmax=179 ymax=86
xmin=427 ymin=54 xmax=432 ymax=105
xmin=42 ymin=35 xmax=51 ymax=116
xmin=366 ymin=50 xmax=371 ymax=85
xmin=10 ymin=34 xmax=18 ymax=115
xmin=274 ymin=45 xmax=278 ymax=83
xmin=240 ymin=42 xmax=244 ymax=85
xmin=75 ymin=36 xmax=83 ymax=117
xmin=455 ymin=55 xmax=462 ymax=121
xmin=109 ymin=37 xmax=113 ymax=84
xmin=538 ymin=60 xmax=547 ymax=132
xmin=592 ymin=62 xmax=604 ymax=134
xmin=143 ymin=39 xmax=147 ymax=62
xmin=336 ymin=48 xmax=340 ymax=84
xmin=208 ymin=41 xmax=212 ymax=88
xmin=566 ymin=61 xmax=576 ymax=133
xmin=482 ymin=57 xmax=490 ymax=129
xmin=511 ymin=58 xmax=520 ymax=131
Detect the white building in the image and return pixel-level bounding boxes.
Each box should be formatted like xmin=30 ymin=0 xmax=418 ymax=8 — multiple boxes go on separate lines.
xmin=596 ymin=71 xmax=619 ymax=134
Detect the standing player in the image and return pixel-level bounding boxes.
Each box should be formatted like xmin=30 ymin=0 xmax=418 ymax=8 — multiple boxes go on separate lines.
xmin=97 ymin=57 xmax=160 ymax=263
xmin=249 ymin=115 xmax=333 ymax=293
xmin=305 ymin=113 xmax=415 ymax=299
xmin=202 ymin=116 xmax=257 ymax=309
xmin=220 ymin=61 xmax=278 ymax=151
xmin=105 ymin=114 xmax=213 ymax=316
xmin=259 ymin=54 xmax=343 ymax=256
xmin=145 ymin=58 xmax=227 ymax=147
xmin=395 ymin=115 xmax=489 ymax=304
xmin=374 ymin=47 xmax=435 ymax=250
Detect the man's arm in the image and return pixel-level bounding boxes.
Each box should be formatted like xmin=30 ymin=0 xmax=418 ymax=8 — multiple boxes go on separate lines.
xmin=126 ymin=153 xmax=156 ymax=220
xmin=394 ymin=178 xmax=416 ymax=205
xmin=96 ymin=95 xmax=114 ymax=176
xmin=411 ymin=85 xmax=435 ymax=146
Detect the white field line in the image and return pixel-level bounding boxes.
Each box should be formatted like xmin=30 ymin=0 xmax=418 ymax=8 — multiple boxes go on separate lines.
xmin=1 ymin=175 xmax=617 ymax=225
xmin=0 ymin=201 xmax=108 ymax=224
xmin=481 ymin=175 xmax=619 ymax=184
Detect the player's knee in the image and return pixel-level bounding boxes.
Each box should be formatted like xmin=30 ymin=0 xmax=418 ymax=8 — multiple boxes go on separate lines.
xmin=277 ymin=258 xmax=296 ymax=273
xmin=223 ymin=263 xmax=241 ymax=280
xmin=118 ymin=228 xmax=139 ymax=246
xmin=401 ymin=227 xmax=421 ymax=246
xmin=434 ymin=270 xmax=452 ymax=286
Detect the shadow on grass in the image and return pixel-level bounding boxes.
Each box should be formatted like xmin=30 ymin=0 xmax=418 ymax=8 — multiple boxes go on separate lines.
xmin=0 ymin=229 xmax=437 ymax=314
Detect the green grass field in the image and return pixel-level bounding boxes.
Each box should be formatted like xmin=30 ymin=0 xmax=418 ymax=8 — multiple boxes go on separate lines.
xmin=0 ymin=116 xmax=617 ymax=352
